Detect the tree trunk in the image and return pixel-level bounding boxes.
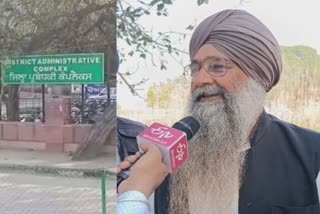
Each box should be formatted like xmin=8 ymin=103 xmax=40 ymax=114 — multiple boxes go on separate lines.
xmin=72 ymin=103 xmax=116 ymax=160
xmin=72 ymin=45 xmax=117 ymax=161
xmin=0 ymin=77 xmax=2 ymax=121
xmin=7 ymin=85 xmax=20 ymax=121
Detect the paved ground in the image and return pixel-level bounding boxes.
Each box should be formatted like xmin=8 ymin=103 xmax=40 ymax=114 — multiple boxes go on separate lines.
xmin=0 ymin=171 xmax=116 ymax=214
xmin=0 ymin=148 xmax=116 ymax=214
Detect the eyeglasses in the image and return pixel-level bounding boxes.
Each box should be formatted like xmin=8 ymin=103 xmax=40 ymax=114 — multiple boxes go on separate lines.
xmin=184 ymin=56 xmax=233 ymax=80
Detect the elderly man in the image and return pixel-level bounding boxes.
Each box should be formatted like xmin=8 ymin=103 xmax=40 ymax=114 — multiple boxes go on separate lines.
xmin=117 ymin=9 xmax=320 ymax=214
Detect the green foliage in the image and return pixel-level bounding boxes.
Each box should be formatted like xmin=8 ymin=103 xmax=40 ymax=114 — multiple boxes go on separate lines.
xmin=147 ymin=82 xmax=176 ymax=108
xmin=117 ymin=0 xmax=198 ymax=70
xmin=197 ymin=0 xmax=206 ymax=6
xmin=0 ymin=0 xmax=115 ymax=57
xmin=0 ymin=0 xmax=116 ymax=120
xmin=146 ymin=76 xmax=189 ymax=108
xmin=268 ymin=46 xmax=320 ymax=110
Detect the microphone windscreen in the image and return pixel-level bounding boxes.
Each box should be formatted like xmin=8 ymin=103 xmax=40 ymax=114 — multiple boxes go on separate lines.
xmin=172 ymin=116 xmax=200 ymax=140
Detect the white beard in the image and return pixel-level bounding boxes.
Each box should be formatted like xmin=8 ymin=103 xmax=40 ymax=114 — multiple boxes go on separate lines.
xmin=169 ymin=79 xmax=266 ymax=214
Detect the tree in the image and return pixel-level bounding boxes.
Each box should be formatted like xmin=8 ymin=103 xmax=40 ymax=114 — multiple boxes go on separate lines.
xmin=0 ymin=0 xmax=117 ymax=159
xmin=116 ymin=0 xmax=211 ymax=96
xmin=72 ymin=103 xmax=116 ymax=160
xmin=0 ymin=0 xmax=116 ymax=120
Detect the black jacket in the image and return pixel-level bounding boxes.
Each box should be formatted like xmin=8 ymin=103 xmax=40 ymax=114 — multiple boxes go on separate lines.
xmin=117 ymin=116 xmax=147 ymax=161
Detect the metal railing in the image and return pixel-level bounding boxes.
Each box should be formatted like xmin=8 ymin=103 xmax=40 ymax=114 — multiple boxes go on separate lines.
xmin=1 ymin=96 xmax=116 ymax=124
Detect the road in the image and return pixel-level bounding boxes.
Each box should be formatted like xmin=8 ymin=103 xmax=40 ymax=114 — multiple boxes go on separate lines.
xmin=0 ymin=171 xmax=116 ymax=214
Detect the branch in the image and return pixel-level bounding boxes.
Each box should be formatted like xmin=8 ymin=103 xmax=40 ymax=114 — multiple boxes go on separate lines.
xmin=24 ymin=0 xmax=114 ymax=53
xmin=118 ymin=72 xmax=146 ymax=101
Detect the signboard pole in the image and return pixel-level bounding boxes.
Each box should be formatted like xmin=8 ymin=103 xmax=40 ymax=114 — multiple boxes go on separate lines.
xmin=106 ymin=48 xmax=110 ymax=105
xmin=41 ymin=84 xmax=45 ymax=122
xmin=81 ymin=84 xmax=84 ymax=123
xmin=107 ymin=79 xmax=110 ymax=105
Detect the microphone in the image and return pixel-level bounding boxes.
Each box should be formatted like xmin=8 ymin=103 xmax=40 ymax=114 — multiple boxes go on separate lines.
xmin=137 ymin=116 xmax=200 ymax=173
xmin=171 ymin=116 xmax=200 ymax=141
xmin=117 ymin=116 xmax=200 ymax=189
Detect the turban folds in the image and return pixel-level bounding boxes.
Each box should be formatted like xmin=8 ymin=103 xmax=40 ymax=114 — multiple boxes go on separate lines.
xmin=189 ymin=9 xmax=282 ymax=92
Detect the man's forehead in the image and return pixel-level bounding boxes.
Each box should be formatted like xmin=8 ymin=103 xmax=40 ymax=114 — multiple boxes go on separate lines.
xmin=192 ymin=44 xmax=229 ymax=62
xmin=191 ymin=56 xmax=229 ymax=63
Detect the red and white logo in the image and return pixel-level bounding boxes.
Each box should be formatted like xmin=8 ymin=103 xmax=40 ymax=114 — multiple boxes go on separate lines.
xmin=137 ymin=123 xmax=189 ymax=173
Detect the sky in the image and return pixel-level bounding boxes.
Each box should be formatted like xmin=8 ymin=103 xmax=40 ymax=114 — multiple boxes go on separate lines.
xmin=117 ymin=0 xmax=320 ymax=110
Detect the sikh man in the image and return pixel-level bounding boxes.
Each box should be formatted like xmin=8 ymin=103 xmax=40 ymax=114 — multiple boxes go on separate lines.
xmin=117 ymin=9 xmax=320 ymax=214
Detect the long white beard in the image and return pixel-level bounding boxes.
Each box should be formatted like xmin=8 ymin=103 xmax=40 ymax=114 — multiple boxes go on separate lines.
xmin=169 ymin=79 xmax=266 ymax=214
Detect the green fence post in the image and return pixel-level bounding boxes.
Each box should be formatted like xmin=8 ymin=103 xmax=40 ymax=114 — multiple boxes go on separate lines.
xmin=101 ymin=171 xmax=107 ymax=214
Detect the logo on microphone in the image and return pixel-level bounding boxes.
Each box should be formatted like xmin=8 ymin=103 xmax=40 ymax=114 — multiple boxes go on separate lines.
xmin=151 ymin=127 xmax=174 ymax=139
xmin=138 ymin=122 xmax=189 ymax=172
xmin=175 ymin=143 xmax=186 ymax=160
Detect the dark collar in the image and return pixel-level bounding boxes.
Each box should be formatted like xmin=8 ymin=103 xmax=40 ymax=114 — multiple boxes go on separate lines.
xmin=249 ymin=109 xmax=271 ymax=148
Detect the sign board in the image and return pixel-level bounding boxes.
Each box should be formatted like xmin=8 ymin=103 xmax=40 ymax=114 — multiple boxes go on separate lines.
xmin=85 ymin=84 xmax=106 ymax=96
xmin=86 ymin=86 xmax=116 ymax=100
xmin=106 ymin=87 xmax=117 ymax=100
xmin=2 ymin=53 xmax=104 ymax=85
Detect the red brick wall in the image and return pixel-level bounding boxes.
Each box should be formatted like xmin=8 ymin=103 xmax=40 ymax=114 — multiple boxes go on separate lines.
xmin=0 ymin=122 xmax=93 ymax=153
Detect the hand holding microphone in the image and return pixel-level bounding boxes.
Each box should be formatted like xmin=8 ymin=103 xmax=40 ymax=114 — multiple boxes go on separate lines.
xmin=117 ymin=142 xmax=169 ymax=198
xmin=117 ymin=116 xmax=200 ymax=197
xmin=116 ymin=151 xmax=143 ymax=174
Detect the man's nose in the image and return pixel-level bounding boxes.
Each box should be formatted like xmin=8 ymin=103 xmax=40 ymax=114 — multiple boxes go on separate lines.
xmin=192 ymin=67 xmax=216 ymax=88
